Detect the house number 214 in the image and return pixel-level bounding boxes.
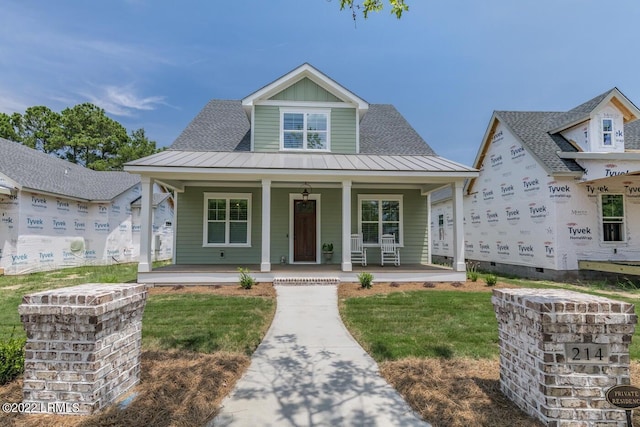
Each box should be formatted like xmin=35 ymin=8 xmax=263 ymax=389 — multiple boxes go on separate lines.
xmin=564 ymin=343 xmax=609 ymax=364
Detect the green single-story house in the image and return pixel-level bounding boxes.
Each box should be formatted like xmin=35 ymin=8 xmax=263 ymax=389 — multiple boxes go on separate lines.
xmin=125 ymin=64 xmax=477 ymax=284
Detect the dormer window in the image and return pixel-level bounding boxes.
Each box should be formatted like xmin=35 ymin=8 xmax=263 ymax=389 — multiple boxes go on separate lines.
xmin=602 ymin=119 xmax=613 ymax=146
xmin=281 ymin=109 xmax=330 ymax=151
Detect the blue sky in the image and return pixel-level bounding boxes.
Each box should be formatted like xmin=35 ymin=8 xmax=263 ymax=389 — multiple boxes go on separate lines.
xmin=2 ymin=0 xmax=640 ymax=166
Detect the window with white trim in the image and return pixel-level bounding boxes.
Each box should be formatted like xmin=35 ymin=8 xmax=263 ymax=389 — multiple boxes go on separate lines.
xmin=601 ymin=194 xmax=624 ymax=242
xmin=358 ymin=195 xmax=403 ymax=245
xmin=203 ymin=193 xmax=251 ymax=246
xmin=281 ymin=109 xmax=329 ymax=151
xmin=602 ymin=119 xmax=613 ymax=146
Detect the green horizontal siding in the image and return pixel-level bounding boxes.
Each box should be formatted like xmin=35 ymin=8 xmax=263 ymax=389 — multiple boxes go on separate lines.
xmin=175 ymin=187 xmax=262 ymax=265
xmin=253 ymin=106 xmax=357 ymax=154
xmin=331 ymin=108 xmax=357 ymax=154
xmin=270 ymin=188 xmax=289 ymax=263
xmin=270 ymin=188 xmax=343 ymax=265
xmin=320 ymin=189 xmax=342 ymax=264
xmin=351 ymin=189 xmax=428 ymax=265
xmin=253 ymin=105 xmax=280 ymax=152
xmin=175 ymin=187 xmax=428 ymax=266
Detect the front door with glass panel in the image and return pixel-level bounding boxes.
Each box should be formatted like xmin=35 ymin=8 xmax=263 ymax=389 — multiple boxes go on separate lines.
xmin=293 ymin=200 xmax=316 ymax=262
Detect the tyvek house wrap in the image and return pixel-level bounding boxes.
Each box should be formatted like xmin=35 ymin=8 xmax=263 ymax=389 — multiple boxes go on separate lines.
xmin=431 ymin=121 xmax=640 ymax=273
xmin=433 ymin=122 xmax=559 ymax=270
xmin=0 ymin=191 xmax=19 ymax=269
xmin=0 ymin=184 xmax=173 ymax=275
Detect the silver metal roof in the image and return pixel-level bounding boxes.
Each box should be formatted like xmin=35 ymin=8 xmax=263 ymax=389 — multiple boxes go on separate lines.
xmin=126 ymin=150 xmax=476 ymax=174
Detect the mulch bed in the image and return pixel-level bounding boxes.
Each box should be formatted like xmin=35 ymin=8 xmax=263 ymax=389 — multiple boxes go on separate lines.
xmin=0 ymin=351 xmax=249 ymax=427
xmin=337 ymin=279 xmax=517 ymax=299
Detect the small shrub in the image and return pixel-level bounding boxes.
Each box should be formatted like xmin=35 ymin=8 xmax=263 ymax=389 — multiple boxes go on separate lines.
xmin=466 ymin=261 xmax=479 ymax=282
xmin=485 ymin=274 xmax=498 ymax=287
xmin=358 ymin=272 xmax=374 ymax=289
xmin=0 ymin=334 xmax=26 ymax=385
xmin=237 ymin=267 xmax=256 ymax=290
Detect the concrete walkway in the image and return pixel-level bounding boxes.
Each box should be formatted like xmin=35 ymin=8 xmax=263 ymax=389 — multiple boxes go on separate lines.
xmin=212 ymin=285 xmax=430 ymax=427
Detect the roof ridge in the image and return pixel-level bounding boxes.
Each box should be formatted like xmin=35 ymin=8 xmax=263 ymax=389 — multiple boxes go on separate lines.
xmin=547 ymin=88 xmax=618 ymax=131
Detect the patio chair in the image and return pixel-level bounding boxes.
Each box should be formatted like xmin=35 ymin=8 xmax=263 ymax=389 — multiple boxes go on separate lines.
xmin=350 ymin=234 xmax=367 ymax=266
xmin=380 ymin=234 xmax=400 ymax=267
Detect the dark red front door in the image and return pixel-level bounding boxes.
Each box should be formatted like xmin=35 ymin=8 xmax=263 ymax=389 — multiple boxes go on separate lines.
xmin=293 ymin=200 xmax=316 ymax=262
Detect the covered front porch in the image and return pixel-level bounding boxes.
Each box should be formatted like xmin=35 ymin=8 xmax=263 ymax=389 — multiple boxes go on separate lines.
xmin=137 ymin=262 xmax=466 ymax=285
xmin=126 ymin=151 xmax=477 ymax=285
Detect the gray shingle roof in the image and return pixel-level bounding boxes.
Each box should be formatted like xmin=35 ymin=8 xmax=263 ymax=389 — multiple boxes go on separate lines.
xmin=493 ymin=87 xmax=640 ymax=174
xmin=547 ymin=89 xmax=615 ymax=130
xmin=360 ymin=104 xmax=436 ymax=155
xmin=495 ymin=111 xmax=584 ymax=174
xmin=0 ymin=137 xmax=140 ymax=200
xmin=168 ymin=100 xmax=436 ymax=155
xmin=171 ymin=100 xmax=250 ymax=151
xmin=624 ymin=120 xmax=640 ymax=150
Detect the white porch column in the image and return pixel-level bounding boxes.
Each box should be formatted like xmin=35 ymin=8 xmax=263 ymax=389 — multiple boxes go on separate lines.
xmin=341 ymin=180 xmax=352 ymax=272
xmin=261 ymin=179 xmax=271 ymax=272
xmin=171 ymin=191 xmax=178 ymax=265
xmin=138 ymin=176 xmax=154 ymax=273
xmin=452 ymin=180 xmax=466 ymax=272
xmin=426 ymin=192 xmax=432 ymax=265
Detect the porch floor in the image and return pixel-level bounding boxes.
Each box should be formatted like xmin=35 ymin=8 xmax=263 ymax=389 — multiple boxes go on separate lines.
xmin=139 ymin=263 xmax=466 ymax=285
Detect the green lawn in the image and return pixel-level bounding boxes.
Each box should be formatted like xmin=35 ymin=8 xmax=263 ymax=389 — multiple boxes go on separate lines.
xmin=341 ymin=278 xmax=640 ymax=361
xmin=143 ymin=293 xmax=273 ymax=355
xmin=341 ymin=291 xmax=499 ymax=360
xmin=0 ymin=263 xmax=275 ymax=355
xmin=2 ymin=264 xmax=639 ymax=361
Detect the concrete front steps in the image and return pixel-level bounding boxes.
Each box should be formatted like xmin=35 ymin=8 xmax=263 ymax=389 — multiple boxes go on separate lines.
xmin=272 ymin=277 xmax=341 ymax=286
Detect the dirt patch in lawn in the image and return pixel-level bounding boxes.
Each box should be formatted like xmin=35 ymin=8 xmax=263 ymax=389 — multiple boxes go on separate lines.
xmin=147 ymin=282 xmax=276 ymax=298
xmin=0 ymin=350 xmax=249 ymax=427
xmin=338 ymin=279 xmax=517 ymax=298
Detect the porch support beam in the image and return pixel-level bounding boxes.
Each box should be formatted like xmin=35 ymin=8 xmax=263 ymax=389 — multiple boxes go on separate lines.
xmin=261 ymin=178 xmax=271 ymax=272
xmin=342 ymin=180 xmax=352 ymax=272
xmin=452 ymin=180 xmax=466 ymax=272
xmin=138 ymin=176 xmax=154 ymax=273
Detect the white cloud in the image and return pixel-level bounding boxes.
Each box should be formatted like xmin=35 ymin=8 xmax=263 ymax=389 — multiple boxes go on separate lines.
xmin=82 ymin=85 xmax=166 ymax=117
xmin=0 ymin=91 xmax=30 ymax=114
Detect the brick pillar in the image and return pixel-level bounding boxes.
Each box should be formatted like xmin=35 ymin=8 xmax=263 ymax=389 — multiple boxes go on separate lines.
xmin=492 ymin=289 xmax=636 ymax=427
xmin=19 ymin=283 xmax=147 ymax=415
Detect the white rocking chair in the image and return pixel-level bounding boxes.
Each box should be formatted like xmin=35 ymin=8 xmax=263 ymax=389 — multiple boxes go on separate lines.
xmin=380 ymin=234 xmax=400 ymax=267
xmin=350 ymin=234 xmax=367 ymax=266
